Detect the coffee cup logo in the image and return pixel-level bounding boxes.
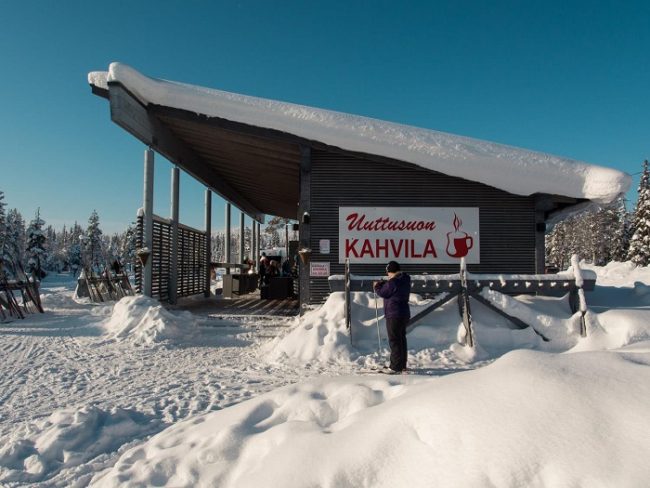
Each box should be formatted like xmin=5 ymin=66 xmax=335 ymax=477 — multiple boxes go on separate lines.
xmin=446 ymin=213 xmax=474 ymax=258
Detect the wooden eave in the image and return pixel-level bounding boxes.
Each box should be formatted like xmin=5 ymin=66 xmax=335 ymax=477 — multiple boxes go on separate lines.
xmin=152 ymin=107 xmax=302 ymax=220
xmin=100 ymin=82 xmax=306 ymax=222
xmin=534 ymin=193 xmax=589 ymax=221
xmin=92 ymin=81 xmax=589 ymax=224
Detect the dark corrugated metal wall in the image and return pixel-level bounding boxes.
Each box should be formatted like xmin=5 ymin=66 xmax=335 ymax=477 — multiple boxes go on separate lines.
xmin=308 ymin=149 xmax=537 ymax=303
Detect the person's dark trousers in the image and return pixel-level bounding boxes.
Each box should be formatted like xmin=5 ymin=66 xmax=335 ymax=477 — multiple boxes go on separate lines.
xmin=386 ymin=317 xmax=408 ymax=371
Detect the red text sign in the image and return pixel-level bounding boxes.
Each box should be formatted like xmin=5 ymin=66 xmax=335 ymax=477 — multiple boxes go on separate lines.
xmin=338 ymin=207 xmax=480 ymax=264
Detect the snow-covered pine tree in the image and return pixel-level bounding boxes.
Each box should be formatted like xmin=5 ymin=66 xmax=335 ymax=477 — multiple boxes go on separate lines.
xmin=120 ymin=223 xmax=137 ymax=272
xmin=547 ymin=214 xmax=578 ymax=270
xmin=84 ymin=210 xmax=104 ymax=271
xmin=244 ymin=226 xmax=252 ymax=259
xmin=610 ymin=197 xmax=630 ymax=262
xmin=264 ymin=216 xmax=291 ymax=248
xmin=67 ymin=222 xmax=84 ymax=276
xmin=212 ymin=232 xmax=223 ymax=263
xmin=545 ymin=220 xmax=565 ymax=269
xmin=545 ymin=206 xmax=617 ymax=269
xmin=0 ymin=191 xmax=7 ymax=271
xmin=44 ymin=225 xmax=65 ymax=272
xmin=26 ymin=208 xmax=47 ymax=278
xmin=5 ymin=209 xmax=26 ymax=274
xmin=107 ymin=233 xmax=120 ymax=262
xmin=627 ymin=160 xmax=650 ymax=266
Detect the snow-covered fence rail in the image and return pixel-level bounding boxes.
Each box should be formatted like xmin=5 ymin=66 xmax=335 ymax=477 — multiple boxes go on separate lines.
xmin=329 ymin=271 xmax=595 ymax=300
xmin=136 ymin=214 xmax=207 ymax=302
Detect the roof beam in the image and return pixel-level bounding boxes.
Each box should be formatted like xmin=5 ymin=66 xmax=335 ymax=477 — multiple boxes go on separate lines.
xmin=150 ymin=104 xmax=309 ymax=149
xmin=107 ymin=83 xmax=265 ymax=222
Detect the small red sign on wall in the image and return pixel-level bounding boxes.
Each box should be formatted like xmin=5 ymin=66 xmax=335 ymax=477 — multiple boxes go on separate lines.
xmin=310 ymin=262 xmax=331 ymax=277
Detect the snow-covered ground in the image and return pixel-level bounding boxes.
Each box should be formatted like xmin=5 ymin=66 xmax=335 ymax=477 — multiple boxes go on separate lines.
xmin=1 ymin=262 xmax=649 ymax=487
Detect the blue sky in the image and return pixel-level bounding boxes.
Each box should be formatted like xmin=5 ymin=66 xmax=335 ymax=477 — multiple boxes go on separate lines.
xmin=1 ymin=0 xmax=648 ymax=234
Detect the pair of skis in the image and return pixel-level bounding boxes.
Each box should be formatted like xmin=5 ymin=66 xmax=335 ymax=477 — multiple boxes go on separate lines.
xmin=358 ymin=367 xmax=414 ymax=375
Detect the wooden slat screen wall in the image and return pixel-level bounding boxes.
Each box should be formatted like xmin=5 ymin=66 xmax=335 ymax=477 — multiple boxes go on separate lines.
xmin=136 ymin=214 xmax=207 ymax=301
xmin=308 ymin=149 xmax=537 ymax=304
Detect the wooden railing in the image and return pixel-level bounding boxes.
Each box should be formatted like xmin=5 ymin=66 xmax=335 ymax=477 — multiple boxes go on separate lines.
xmin=332 ymin=259 xmax=595 ymax=345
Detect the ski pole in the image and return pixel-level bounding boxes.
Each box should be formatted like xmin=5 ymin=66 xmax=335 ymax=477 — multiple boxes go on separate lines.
xmin=374 ymin=290 xmax=381 ymax=353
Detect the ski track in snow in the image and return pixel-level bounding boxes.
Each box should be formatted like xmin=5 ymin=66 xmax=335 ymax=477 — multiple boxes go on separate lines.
xmin=3 ymin=263 xmax=647 ymax=487
xmin=0 ymin=276 xmax=416 ymax=486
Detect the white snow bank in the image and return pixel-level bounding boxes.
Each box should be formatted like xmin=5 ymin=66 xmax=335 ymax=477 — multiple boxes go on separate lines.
xmin=571 ymin=309 xmax=650 ymax=352
xmin=264 ymin=292 xmax=437 ymax=365
xmin=583 ymin=261 xmax=650 ymax=287
xmin=91 ymin=347 xmax=650 ymax=488
xmin=266 ymin=268 xmax=650 ymax=366
xmin=102 ymin=295 xmax=199 ymax=345
xmin=88 ymin=63 xmax=630 ymax=204
xmin=0 ymin=406 xmax=159 ymax=484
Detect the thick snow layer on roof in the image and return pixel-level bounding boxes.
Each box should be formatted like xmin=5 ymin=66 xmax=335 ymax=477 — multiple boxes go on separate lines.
xmin=89 ymin=63 xmax=630 ymax=203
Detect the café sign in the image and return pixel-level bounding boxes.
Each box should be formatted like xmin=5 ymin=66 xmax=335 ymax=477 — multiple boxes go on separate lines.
xmin=338 ymin=207 xmax=480 ymax=264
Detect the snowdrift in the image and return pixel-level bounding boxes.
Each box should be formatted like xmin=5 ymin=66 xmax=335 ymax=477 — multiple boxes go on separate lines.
xmin=91 ymin=346 xmax=650 ymax=488
xmin=102 ymin=296 xmax=199 ymax=345
xmin=265 ymin=291 xmax=579 ymax=366
xmin=0 ymin=406 xmax=159 ymax=484
xmin=263 ymin=292 xmax=450 ymax=365
xmin=266 ymin=261 xmax=650 ymax=367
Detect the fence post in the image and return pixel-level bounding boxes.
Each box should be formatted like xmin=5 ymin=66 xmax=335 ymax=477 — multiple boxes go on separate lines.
xmin=459 ymin=258 xmax=474 ymax=347
xmin=142 ymin=148 xmax=154 ymax=297
xmin=239 ymin=211 xmax=245 ymax=267
xmin=169 ymin=166 xmax=179 ymax=304
xmin=225 ymin=203 xmax=231 ymax=275
xmin=205 ymin=189 xmax=212 ymax=298
xmin=570 ymin=255 xmax=588 ymax=337
xmin=345 ymin=258 xmax=352 ymax=344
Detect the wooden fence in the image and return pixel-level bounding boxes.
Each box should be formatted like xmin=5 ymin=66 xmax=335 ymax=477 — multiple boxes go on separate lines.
xmin=136 ymin=214 xmax=207 ymax=301
xmin=0 ymin=279 xmax=43 ymax=320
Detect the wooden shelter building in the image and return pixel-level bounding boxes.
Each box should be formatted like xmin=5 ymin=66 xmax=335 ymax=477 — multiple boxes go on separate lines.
xmin=88 ymin=63 xmax=630 ymax=311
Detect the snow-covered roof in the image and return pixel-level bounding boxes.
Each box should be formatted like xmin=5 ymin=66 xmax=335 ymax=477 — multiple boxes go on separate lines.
xmin=88 ymin=63 xmax=630 ymax=204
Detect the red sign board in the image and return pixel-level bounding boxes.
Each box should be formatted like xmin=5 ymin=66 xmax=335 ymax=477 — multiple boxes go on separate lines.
xmin=338 ymin=207 xmax=480 ymax=264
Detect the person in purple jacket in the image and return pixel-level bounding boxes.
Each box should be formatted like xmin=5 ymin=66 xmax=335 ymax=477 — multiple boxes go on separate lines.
xmin=373 ymin=261 xmax=411 ymax=374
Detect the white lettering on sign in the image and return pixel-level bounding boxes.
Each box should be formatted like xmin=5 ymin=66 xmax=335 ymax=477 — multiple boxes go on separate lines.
xmin=338 ymin=207 xmax=480 ymax=264
xmin=310 ymin=261 xmax=330 ymax=277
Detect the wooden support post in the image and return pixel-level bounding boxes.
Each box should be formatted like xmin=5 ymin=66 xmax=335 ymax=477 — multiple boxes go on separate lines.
xmin=285 ymin=223 xmax=289 ymax=263
xmin=470 ymin=292 xmax=550 ymax=342
xmin=169 ymin=166 xmax=180 ymax=304
xmin=225 ymin=203 xmax=231 ymax=275
xmin=251 ymin=220 xmax=257 ymax=264
xmin=298 ymin=145 xmax=311 ymax=314
xmin=407 ymin=292 xmax=457 ymax=331
xmin=205 ymin=189 xmax=212 ymax=297
xmin=345 ymin=258 xmax=351 ymax=344
xmin=256 ymin=222 xmax=261 ymax=265
xmin=239 ymin=211 xmax=245 ymax=268
xmin=568 ymin=286 xmax=579 ymax=314
xmin=535 ymin=208 xmax=546 ymax=274
xmin=570 ymin=255 xmax=588 ymax=337
xmin=458 ymin=259 xmax=474 ymax=347
xmin=142 ymin=148 xmax=154 ymax=297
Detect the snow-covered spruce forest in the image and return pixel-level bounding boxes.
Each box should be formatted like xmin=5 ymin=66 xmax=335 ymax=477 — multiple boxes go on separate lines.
xmin=0 ymin=194 xmax=292 ymax=278
xmin=2 ymin=160 xmax=649 ymax=277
